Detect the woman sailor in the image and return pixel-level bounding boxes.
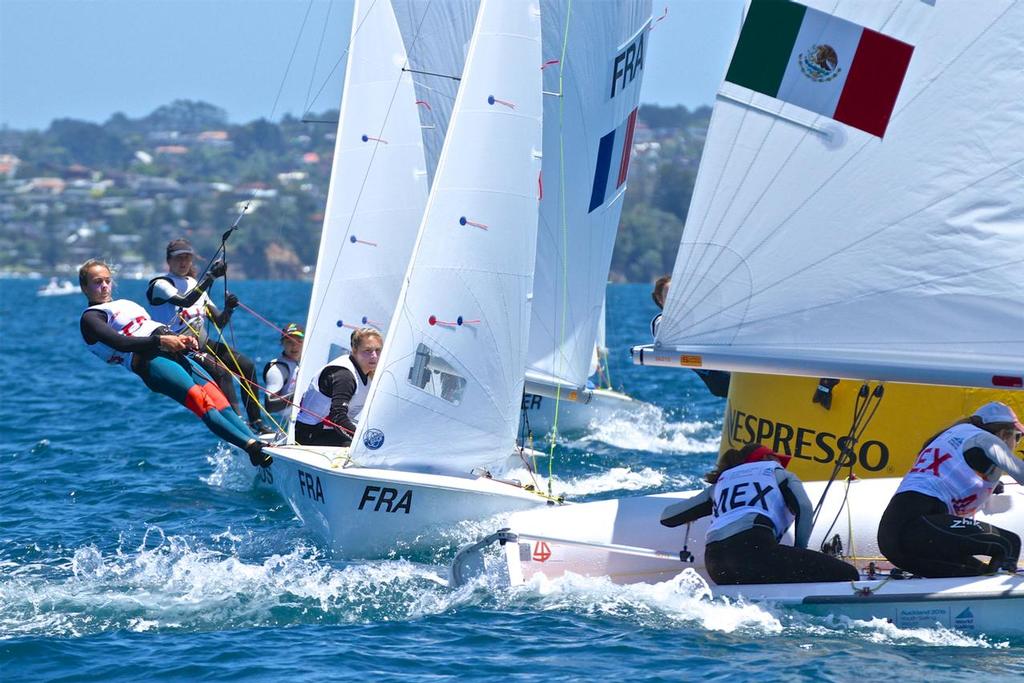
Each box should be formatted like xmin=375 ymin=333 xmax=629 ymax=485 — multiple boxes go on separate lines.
xmin=660 ymin=443 xmax=859 ymax=584
xmin=878 ymin=401 xmax=1024 ymax=577
xmin=294 ymin=327 xmax=381 ymax=447
xmin=78 ymin=259 xmax=269 ymax=467
xmin=263 ymin=322 xmax=304 ymax=423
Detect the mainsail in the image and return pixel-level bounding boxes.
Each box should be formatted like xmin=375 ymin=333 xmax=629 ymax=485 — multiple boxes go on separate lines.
xmin=646 ymin=0 xmax=1024 ymax=390
xmin=291 ymin=0 xmax=429 ymax=434
xmin=526 ymin=1 xmax=651 ymax=391
xmin=350 ymin=0 xmax=544 ymax=473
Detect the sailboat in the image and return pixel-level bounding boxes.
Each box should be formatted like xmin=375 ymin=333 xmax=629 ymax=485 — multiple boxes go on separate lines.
xmin=454 ymin=0 xmax=1024 ymax=634
xmin=263 ymin=0 xmax=550 ymax=558
xmin=393 ymin=0 xmax=654 ymax=441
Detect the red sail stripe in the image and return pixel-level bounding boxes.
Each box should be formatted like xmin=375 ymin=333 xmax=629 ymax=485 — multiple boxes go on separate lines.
xmin=833 ymin=29 xmax=914 ymax=138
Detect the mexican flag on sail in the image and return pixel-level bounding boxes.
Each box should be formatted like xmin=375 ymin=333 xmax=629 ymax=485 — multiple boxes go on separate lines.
xmin=726 ymin=0 xmax=914 ymax=137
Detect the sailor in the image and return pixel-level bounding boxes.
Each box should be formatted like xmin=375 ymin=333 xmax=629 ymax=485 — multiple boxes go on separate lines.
xmin=650 ymin=274 xmax=731 ymax=399
xmin=78 ymin=258 xmax=269 ymax=467
xmin=660 ymin=443 xmax=859 ymax=584
xmin=878 ymin=402 xmax=1024 ymax=577
xmin=263 ymin=322 xmax=304 ymax=422
xmin=146 ymin=238 xmax=271 ymax=435
xmin=294 ymin=327 xmax=382 ymax=447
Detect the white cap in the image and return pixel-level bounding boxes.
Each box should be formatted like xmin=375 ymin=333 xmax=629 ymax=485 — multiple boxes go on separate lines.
xmin=972 ymin=401 xmax=1024 ymax=433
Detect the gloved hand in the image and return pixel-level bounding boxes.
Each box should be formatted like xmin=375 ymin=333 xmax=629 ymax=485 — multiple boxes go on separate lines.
xmin=225 ymin=292 xmax=239 ymax=310
xmin=209 ymin=259 xmax=227 ymax=278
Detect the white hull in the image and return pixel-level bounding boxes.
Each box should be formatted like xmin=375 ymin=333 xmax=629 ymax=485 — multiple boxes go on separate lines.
xmin=716 ymin=574 xmax=1024 ymax=635
xmin=520 ymin=387 xmax=642 ymax=436
xmin=263 ymin=444 xmax=551 ymax=558
xmin=498 ymin=477 xmax=1024 ymax=585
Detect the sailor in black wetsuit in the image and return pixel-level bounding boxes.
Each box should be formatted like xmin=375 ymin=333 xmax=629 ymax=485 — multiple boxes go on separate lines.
xmin=78 ymin=258 xmax=269 ymax=467
xmin=294 ymin=327 xmax=382 ymax=446
xmin=661 ymin=443 xmax=859 ymax=585
xmin=878 ymin=402 xmax=1024 ymax=577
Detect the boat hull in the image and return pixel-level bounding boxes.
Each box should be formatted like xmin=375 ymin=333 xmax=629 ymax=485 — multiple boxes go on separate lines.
xmin=717 ymin=574 xmax=1024 ymax=635
xmin=264 ymin=444 xmax=551 ymax=558
xmin=501 ymin=477 xmax=1024 ymax=585
xmin=520 ymin=387 xmax=642 ymax=436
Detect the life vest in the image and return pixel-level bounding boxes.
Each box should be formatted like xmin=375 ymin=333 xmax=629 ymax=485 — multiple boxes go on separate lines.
xmin=147 ymin=273 xmax=210 ymax=345
xmin=296 ymin=354 xmax=370 ymax=427
xmin=650 ymin=312 xmax=662 ymax=339
xmin=708 ymin=461 xmax=794 ymax=541
xmin=83 ymin=299 xmax=163 ymax=371
xmin=895 ymin=423 xmax=998 ymax=515
xmin=264 ymin=356 xmax=299 ymax=401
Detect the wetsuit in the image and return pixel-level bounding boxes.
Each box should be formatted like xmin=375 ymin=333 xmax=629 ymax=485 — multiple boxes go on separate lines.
xmin=295 ymin=354 xmax=370 ymax=447
xmin=878 ymin=424 xmax=1024 ymax=577
xmin=650 ymin=313 xmax=731 ymax=399
xmin=661 ymin=461 xmax=859 ymax=585
xmin=81 ymin=299 xmax=257 ymax=451
xmin=147 ymin=273 xmax=261 ymax=426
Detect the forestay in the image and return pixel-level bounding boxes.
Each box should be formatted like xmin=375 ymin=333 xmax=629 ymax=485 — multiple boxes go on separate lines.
xmin=652 ymin=0 xmax=1024 ymax=390
xmin=291 ymin=0 xmax=429 ymax=433
xmin=525 ymin=1 xmax=651 ymax=391
xmin=350 ymin=0 xmax=544 ymax=473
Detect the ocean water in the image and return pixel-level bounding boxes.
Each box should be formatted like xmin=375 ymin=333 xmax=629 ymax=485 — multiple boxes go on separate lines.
xmin=3 ymin=279 xmax=1024 ymax=681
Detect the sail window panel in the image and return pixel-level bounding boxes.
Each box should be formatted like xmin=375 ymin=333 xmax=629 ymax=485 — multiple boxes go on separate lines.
xmin=407 ymin=343 xmax=468 ymax=405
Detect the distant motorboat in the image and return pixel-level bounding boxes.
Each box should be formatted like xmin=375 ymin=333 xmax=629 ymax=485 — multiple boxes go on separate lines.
xmin=37 ymin=278 xmax=78 ymax=297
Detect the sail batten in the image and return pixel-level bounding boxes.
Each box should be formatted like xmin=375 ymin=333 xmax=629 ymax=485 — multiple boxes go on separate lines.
xmin=653 ymin=0 xmax=1024 ymax=388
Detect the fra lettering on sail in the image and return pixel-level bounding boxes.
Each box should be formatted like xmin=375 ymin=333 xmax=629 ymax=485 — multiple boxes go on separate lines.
xmin=358 ymin=486 xmax=412 ymax=514
xmin=610 ymin=30 xmax=645 ymax=98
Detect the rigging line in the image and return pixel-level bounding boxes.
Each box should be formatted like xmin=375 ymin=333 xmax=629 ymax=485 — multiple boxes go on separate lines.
xmin=671 ymin=5 xmax=1010 ymax=320
xmin=402 ymin=67 xmax=461 ymax=82
xmin=547 ymin=0 xmax=575 ymax=491
xmin=302 ymin=0 xmax=380 ymax=119
xmin=304 ymin=0 xmax=334 ymax=114
xmin=269 ymin=0 xmax=315 ymax=122
xmin=666 ymin=248 xmax=1024 ymax=344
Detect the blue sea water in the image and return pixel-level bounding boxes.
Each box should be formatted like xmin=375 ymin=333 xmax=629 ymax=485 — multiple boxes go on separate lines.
xmin=3 ymin=279 xmax=1024 ymax=681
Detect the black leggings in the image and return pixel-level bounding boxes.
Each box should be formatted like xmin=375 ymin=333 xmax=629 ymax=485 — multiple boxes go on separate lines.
xmin=878 ymin=491 xmax=1020 ymax=577
xmin=705 ymin=523 xmax=860 ymax=585
xmin=295 ymin=421 xmax=351 ymax=447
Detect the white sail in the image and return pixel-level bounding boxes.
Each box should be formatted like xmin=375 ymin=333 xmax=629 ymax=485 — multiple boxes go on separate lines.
xmin=350 ymin=0 xmax=544 ymax=472
xmin=525 ymin=1 xmax=650 ymax=391
xmin=391 ymin=0 xmax=480 ymax=186
xmin=291 ymin=0 xmax=429 ymax=433
xmin=650 ymin=0 xmax=1024 ymax=390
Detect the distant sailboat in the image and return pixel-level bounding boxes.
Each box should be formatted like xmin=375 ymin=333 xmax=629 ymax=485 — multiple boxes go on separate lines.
xmin=37 ymin=277 xmax=77 ymax=297
xmin=458 ymin=0 xmax=1024 ymax=635
xmin=264 ymin=0 xmax=549 ymax=557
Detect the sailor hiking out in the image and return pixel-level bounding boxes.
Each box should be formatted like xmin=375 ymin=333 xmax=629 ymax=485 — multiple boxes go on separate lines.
xmin=77 ymin=258 xmax=270 ymax=467
xmin=661 ymin=443 xmax=859 ymax=584
xmin=879 ymin=402 xmax=1024 ymax=578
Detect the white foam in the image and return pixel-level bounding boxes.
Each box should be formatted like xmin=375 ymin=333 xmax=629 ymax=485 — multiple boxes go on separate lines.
xmin=0 ymin=528 xmax=460 ymax=639
xmin=201 ymin=443 xmax=259 ymax=491
xmin=574 ymin=403 xmax=720 ymax=455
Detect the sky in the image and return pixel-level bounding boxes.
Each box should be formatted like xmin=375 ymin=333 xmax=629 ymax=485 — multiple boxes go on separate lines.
xmin=0 ymin=0 xmax=744 ymax=131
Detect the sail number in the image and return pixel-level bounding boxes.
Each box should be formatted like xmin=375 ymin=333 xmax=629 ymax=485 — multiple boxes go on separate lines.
xmin=610 ymin=30 xmax=645 ymax=99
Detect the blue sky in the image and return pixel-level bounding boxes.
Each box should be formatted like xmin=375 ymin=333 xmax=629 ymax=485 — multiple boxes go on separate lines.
xmin=0 ymin=0 xmax=743 ymax=130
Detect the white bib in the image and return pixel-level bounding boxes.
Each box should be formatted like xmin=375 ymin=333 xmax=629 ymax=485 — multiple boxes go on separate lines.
xmin=83 ymin=299 xmax=163 ymax=370
xmin=708 ymin=461 xmax=794 ymax=540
